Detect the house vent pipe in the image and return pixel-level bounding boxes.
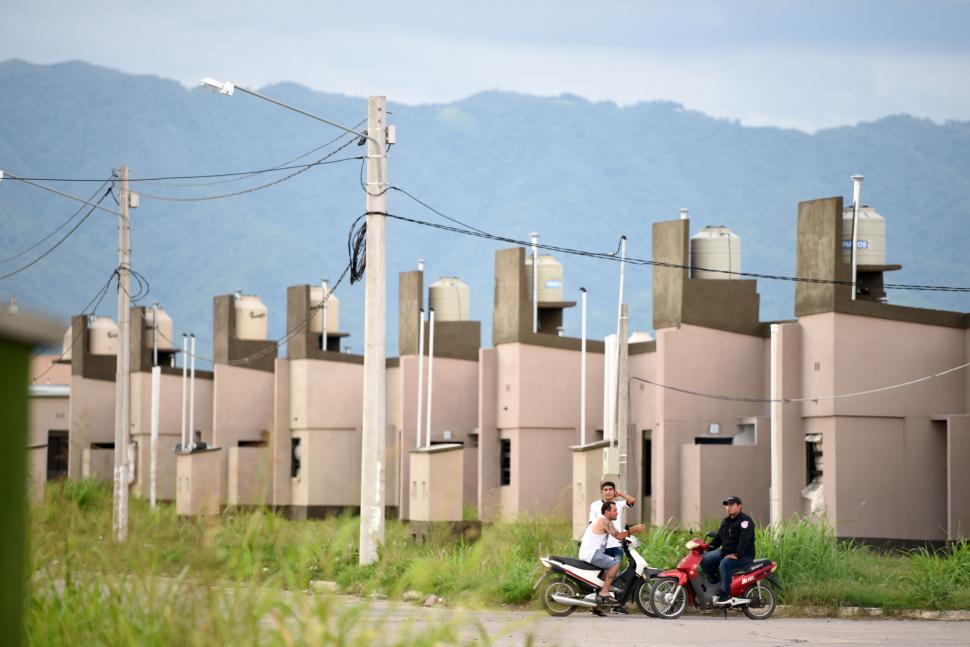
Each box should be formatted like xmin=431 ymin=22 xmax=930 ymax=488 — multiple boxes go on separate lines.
xmin=180 ymin=334 xmax=188 ymax=451
xmin=424 ymin=309 xmax=436 ymax=448
xmin=850 ymin=175 xmax=864 ymax=301
xmin=415 ymin=308 xmax=426 ymax=448
xmin=530 ymin=233 xmax=539 ymax=334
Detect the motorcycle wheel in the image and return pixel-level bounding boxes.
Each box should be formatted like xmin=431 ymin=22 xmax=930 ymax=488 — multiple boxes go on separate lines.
xmin=742 ymin=582 xmax=776 ymax=620
xmin=649 ymin=577 xmax=688 ymax=619
xmin=632 ymin=579 xmax=658 ymax=617
xmin=538 ymin=574 xmax=578 ymax=617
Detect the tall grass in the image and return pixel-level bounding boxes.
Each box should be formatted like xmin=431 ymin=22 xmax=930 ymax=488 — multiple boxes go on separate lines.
xmin=25 ymin=479 xmax=970 ymax=644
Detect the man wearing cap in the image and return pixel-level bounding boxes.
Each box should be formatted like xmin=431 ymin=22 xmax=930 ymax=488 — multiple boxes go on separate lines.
xmin=701 ymin=496 xmax=756 ymax=605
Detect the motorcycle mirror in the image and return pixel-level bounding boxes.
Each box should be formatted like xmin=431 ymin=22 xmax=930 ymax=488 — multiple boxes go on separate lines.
xmin=706 ymin=531 xmax=717 ymax=539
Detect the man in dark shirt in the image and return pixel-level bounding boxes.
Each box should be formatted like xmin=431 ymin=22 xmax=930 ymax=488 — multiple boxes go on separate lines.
xmin=701 ymin=495 xmax=756 ymax=605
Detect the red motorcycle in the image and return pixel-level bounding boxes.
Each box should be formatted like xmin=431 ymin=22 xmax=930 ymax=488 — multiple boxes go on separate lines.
xmin=647 ymin=533 xmax=780 ymax=620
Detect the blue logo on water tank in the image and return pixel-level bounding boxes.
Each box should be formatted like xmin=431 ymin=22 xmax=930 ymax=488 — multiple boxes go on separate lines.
xmin=841 ymin=240 xmax=870 ymax=249
xmin=544 ymin=279 xmax=562 ymax=289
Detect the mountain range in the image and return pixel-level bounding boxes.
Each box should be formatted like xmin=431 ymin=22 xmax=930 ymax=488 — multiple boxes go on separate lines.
xmin=2 ymin=59 xmax=968 ymax=362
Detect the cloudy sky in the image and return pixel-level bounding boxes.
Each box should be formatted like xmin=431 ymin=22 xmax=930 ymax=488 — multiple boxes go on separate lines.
xmin=3 ymin=1 xmax=970 ymax=132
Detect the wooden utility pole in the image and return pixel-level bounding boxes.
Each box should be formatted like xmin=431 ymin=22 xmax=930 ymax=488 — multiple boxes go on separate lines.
xmin=112 ymin=164 xmax=132 ymax=542
xmin=359 ymin=96 xmax=388 ymax=565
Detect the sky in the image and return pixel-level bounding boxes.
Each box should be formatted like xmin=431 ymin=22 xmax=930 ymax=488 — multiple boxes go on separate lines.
xmin=2 ymin=1 xmax=970 ymax=132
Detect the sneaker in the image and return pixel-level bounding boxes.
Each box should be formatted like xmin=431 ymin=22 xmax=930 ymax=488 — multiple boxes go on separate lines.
xmin=612 ymin=605 xmax=630 ymax=614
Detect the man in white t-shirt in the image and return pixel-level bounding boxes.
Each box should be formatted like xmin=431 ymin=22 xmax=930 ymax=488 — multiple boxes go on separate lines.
xmin=588 ymin=481 xmax=637 ymax=561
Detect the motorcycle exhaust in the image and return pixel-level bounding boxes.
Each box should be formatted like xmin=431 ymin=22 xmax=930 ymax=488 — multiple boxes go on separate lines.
xmin=550 ymin=594 xmax=598 ymax=609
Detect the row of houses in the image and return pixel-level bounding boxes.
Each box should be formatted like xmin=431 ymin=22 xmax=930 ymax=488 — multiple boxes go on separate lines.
xmin=26 ymin=196 xmax=970 ymax=544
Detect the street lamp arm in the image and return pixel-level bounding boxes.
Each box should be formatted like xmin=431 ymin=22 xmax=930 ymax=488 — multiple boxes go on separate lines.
xmin=199 ymin=77 xmax=372 ymax=141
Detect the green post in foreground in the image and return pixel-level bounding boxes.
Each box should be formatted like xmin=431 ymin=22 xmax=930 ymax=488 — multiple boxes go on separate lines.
xmin=0 ymin=310 xmax=62 ymax=647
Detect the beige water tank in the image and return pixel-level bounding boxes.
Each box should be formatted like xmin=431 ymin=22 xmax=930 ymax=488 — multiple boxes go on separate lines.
xmin=61 ymin=326 xmax=73 ymax=360
xmin=841 ymin=205 xmax=886 ymax=265
xmin=429 ymin=277 xmax=470 ymax=321
xmin=690 ymin=226 xmax=741 ymax=279
xmin=628 ymin=331 xmax=655 ymax=344
xmin=524 ymin=254 xmax=565 ymax=301
xmin=234 ymin=293 xmax=268 ymax=340
xmin=144 ymin=306 xmax=175 ymax=350
xmin=88 ymin=316 xmax=119 ymax=355
xmin=309 ymin=286 xmax=340 ymax=333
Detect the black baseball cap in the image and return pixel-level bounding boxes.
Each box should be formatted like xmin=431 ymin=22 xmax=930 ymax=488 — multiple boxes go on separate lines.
xmin=722 ymin=496 xmax=742 ymax=505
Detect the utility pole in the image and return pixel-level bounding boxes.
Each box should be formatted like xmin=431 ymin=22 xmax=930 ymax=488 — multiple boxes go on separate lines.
xmin=112 ymin=164 xmax=132 ymax=542
xmin=360 ymin=96 xmax=388 ymax=565
xmin=617 ymin=303 xmax=629 ymax=494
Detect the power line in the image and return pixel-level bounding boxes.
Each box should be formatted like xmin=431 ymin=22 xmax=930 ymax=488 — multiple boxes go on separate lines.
xmin=2 ymin=171 xmax=122 ymax=217
xmin=136 ymin=261 xmax=351 ymax=367
xmin=631 ymin=360 xmax=970 ymax=404
xmin=372 ymin=208 xmax=970 ymax=293
xmin=0 ymin=186 xmax=113 ymax=281
xmin=1 ymin=178 xmax=113 ymax=264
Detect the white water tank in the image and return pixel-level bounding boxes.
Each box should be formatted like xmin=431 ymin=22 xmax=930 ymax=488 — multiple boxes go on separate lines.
xmin=61 ymin=326 xmax=73 ymax=360
xmin=690 ymin=226 xmax=742 ymax=280
xmin=234 ymin=293 xmax=268 ymax=340
xmin=309 ymin=286 xmax=340 ymax=333
xmin=429 ymin=276 xmax=470 ymax=321
xmin=841 ymin=205 xmax=886 ymax=265
xmin=88 ymin=316 xmax=119 ymax=355
xmin=144 ymin=306 xmax=175 ymax=350
xmin=628 ymin=331 xmax=655 ymax=344
xmin=524 ymin=254 xmax=565 ymax=302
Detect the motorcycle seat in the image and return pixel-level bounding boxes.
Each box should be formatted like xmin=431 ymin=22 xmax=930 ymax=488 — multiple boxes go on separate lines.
xmin=735 ymin=558 xmax=772 ymax=575
xmin=549 ymin=555 xmax=601 ymax=571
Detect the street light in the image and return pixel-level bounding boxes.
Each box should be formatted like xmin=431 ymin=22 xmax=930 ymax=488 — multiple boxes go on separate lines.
xmin=200 ymin=76 xmax=390 ymax=566
xmin=199 ymin=77 xmax=370 ymax=140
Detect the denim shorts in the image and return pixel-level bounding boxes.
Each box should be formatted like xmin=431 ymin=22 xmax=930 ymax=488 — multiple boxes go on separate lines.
xmin=588 ymin=547 xmax=620 ymax=569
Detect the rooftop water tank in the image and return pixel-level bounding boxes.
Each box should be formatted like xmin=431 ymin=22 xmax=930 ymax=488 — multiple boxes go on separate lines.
xmin=524 ymin=254 xmax=565 ymax=302
xmin=628 ymin=331 xmax=655 ymax=344
xmin=61 ymin=326 xmax=73 ymax=360
xmin=429 ymin=276 xmax=470 ymax=321
xmin=144 ymin=306 xmax=175 ymax=350
xmin=309 ymin=286 xmax=340 ymax=333
xmin=234 ymin=293 xmax=268 ymax=341
xmin=690 ymin=226 xmax=741 ymax=280
xmin=841 ymin=205 xmax=886 ymax=265
xmin=88 ymin=316 xmax=119 ymax=355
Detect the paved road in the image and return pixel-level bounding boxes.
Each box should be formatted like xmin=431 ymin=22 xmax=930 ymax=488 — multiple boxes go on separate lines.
xmin=363 ymin=602 xmax=970 ymax=646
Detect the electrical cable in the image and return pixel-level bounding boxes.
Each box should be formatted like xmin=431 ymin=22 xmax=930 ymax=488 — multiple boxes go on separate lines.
xmin=631 ymin=360 xmax=970 ymax=404
xmin=1 ymin=178 xmax=112 ymax=264
xmin=134 ymin=261 xmax=351 ymax=367
xmin=130 ymin=119 xmax=368 ymax=188
xmin=0 ymin=185 xmax=113 ymax=281
xmin=371 ymin=209 xmax=970 ymax=293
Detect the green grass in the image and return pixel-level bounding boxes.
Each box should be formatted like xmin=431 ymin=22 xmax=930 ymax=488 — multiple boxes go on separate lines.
xmin=24 ymin=481 xmax=970 ymax=644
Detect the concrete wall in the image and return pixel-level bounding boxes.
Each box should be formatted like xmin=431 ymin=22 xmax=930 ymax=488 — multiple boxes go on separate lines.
xmin=67 ymin=376 xmax=115 ymax=479
xmin=228 ymin=446 xmax=271 ymax=505
xmin=679 ymin=436 xmax=770 ymax=528
xmin=212 ymin=364 xmax=274 ymax=448
xmin=653 ymin=324 xmax=767 ymax=525
xmin=176 ymin=449 xmax=223 ymax=516
xmin=129 ymin=371 xmax=213 ymax=501
xmin=271 ymin=357 xmax=291 ymax=507
xmin=947 ymin=415 xmax=970 ymax=539
xmin=571 ymin=441 xmax=610 ymax=539
xmin=492 ymin=342 xmax=605 ymax=520
xmin=478 ymin=348 xmax=500 ymax=520
xmin=409 ymin=445 xmax=463 ymax=521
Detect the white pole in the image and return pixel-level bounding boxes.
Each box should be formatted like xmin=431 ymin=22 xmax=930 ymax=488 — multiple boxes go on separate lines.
xmin=360 ymin=95 xmax=389 ymax=565
xmin=579 ymin=287 xmax=587 ymax=446
xmin=425 ymin=309 xmax=435 ymax=449
xmin=180 ymin=333 xmax=188 ymax=450
xmin=769 ymin=323 xmax=782 ymax=527
xmin=603 ymin=335 xmax=618 ymax=444
xmin=112 ymin=164 xmax=131 ymax=543
xmin=188 ymin=334 xmax=196 ymax=450
xmin=149 ymin=302 xmax=159 ymax=508
xmin=850 ymin=175 xmax=864 ymax=301
xmin=415 ymin=308 xmax=426 ymax=448
xmin=614 ymin=236 xmax=627 ymax=444
xmin=530 ymin=232 xmax=539 ymax=334
xmin=679 ymin=208 xmax=689 ymax=221
xmin=321 ymin=277 xmax=329 ymax=351
xmin=617 ymin=304 xmax=630 ymax=492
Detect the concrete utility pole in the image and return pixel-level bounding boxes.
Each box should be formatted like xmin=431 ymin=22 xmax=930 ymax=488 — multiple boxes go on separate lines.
xmin=112 ymin=164 xmax=132 ymax=542
xmin=617 ymin=303 xmax=630 ymax=494
xmin=360 ymin=96 xmax=388 ymax=565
